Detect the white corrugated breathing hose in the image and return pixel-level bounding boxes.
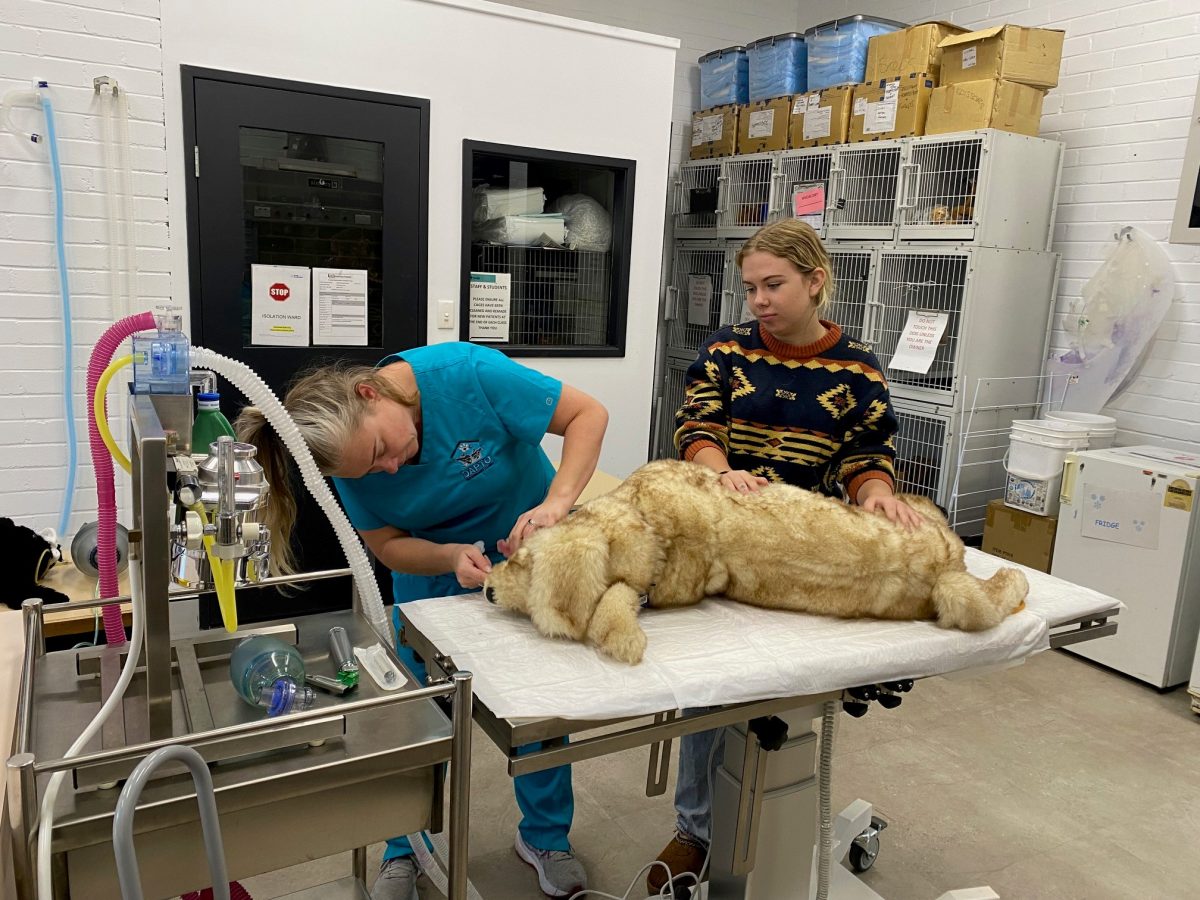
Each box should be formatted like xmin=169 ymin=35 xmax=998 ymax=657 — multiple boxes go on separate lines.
xmin=189 ymin=347 xmax=393 ymax=643
xmin=37 ymin=562 xmax=145 ymax=900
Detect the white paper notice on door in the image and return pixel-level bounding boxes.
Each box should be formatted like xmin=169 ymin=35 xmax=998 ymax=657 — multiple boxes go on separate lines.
xmin=1080 ymin=484 xmax=1162 ymax=550
xmin=251 ymin=264 xmax=311 ymax=347
xmin=469 ymin=272 xmax=511 ymax=342
xmin=887 ymin=310 xmax=949 ymax=374
xmin=687 ymin=274 xmax=713 ymax=326
xmin=312 ymin=268 xmax=369 ymax=346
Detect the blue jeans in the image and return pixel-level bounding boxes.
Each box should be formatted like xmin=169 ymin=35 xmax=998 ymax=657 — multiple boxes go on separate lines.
xmin=674 ymin=711 xmax=725 ymax=846
xmin=383 ymin=575 xmax=575 ymax=861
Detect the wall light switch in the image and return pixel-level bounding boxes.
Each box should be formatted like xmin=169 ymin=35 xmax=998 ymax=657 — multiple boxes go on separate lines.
xmin=437 ymin=300 xmax=455 ymax=330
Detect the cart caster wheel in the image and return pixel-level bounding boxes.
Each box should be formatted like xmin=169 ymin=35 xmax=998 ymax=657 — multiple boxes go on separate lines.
xmin=848 ymin=834 xmax=879 ymax=872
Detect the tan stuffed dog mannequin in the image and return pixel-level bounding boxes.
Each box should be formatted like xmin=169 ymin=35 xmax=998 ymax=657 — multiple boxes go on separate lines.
xmin=484 ymin=459 xmax=1029 ymax=664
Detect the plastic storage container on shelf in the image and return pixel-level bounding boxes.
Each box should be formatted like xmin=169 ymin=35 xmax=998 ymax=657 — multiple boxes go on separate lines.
xmin=699 ymin=45 xmax=749 ymax=108
xmin=805 ymin=15 xmax=906 ymax=92
xmin=748 ymin=32 xmax=807 ymax=101
xmin=1045 ymin=411 xmax=1117 ymax=450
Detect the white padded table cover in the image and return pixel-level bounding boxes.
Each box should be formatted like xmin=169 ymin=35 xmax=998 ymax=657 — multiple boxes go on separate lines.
xmin=400 ymin=549 xmax=1120 ymax=720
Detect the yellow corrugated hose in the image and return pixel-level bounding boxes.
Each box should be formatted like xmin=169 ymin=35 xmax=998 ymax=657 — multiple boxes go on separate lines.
xmin=94 ymin=355 xmax=133 ymax=474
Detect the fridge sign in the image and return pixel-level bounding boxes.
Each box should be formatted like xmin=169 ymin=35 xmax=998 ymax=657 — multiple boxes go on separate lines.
xmin=1080 ymin=483 xmax=1161 ymax=550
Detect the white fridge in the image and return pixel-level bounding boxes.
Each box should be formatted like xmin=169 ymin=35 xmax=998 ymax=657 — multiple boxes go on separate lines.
xmin=1052 ymin=445 xmax=1200 ymax=688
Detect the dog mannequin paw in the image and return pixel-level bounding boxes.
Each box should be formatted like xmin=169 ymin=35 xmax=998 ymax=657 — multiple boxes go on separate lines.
xmin=595 ymin=624 xmax=647 ymax=665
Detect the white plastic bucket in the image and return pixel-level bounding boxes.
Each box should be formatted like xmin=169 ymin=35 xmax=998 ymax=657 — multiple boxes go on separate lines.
xmin=1045 ymin=411 xmax=1117 ymax=450
xmin=1003 ymin=419 xmax=1090 ymax=516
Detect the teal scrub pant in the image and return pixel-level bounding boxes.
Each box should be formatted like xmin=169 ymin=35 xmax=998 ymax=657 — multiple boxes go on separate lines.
xmin=382 ymin=571 xmax=574 ymax=861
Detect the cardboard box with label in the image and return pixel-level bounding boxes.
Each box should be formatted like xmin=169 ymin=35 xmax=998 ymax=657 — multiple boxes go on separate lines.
xmin=691 ymin=103 xmax=742 ymax=159
xmin=737 ymin=96 xmax=793 ymax=154
xmin=938 ymin=25 xmax=1065 ymax=89
xmin=926 ymin=78 xmax=1045 ymax=137
xmin=865 ymin=21 xmax=968 ymax=84
xmin=981 ymin=498 xmax=1057 ymax=573
xmin=788 ymin=86 xmax=853 ymax=148
xmin=849 ymin=74 xmax=935 ymax=143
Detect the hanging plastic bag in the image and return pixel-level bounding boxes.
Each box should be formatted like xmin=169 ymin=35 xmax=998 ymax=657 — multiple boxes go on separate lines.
xmin=1047 ymin=226 xmax=1176 ymax=413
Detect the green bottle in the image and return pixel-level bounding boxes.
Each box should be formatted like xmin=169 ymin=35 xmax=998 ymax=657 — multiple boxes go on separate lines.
xmin=193 ymin=391 xmax=236 ymax=455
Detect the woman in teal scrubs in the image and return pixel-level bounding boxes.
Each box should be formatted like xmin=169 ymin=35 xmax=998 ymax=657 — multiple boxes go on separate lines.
xmin=236 ymin=341 xmax=607 ymax=899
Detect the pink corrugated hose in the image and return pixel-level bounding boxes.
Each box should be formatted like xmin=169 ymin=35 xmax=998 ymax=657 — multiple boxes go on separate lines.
xmin=87 ymin=310 xmax=157 ymax=646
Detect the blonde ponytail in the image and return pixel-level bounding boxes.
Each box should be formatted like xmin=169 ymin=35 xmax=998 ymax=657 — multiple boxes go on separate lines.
xmin=234 ymin=360 xmax=417 ymax=578
xmin=234 ymin=405 xmax=300 ymax=577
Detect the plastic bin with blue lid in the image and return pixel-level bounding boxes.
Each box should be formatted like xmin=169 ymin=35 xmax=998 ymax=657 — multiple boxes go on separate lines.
xmin=805 ymin=15 xmax=906 ymax=92
xmin=699 ymin=45 xmax=749 ymax=109
xmin=748 ymin=32 xmax=807 ymax=101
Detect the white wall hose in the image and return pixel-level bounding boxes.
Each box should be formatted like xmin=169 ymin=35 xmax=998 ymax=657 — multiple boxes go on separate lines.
xmin=816 ymin=700 xmax=837 ymax=900
xmin=37 ymin=561 xmax=145 ymax=900
xmin=189 ymin=347 xmax=392 ymax=643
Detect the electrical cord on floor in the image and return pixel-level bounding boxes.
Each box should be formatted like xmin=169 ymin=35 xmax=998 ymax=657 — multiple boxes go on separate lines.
xmin=568 ymin=726 xmax=722 ymax=900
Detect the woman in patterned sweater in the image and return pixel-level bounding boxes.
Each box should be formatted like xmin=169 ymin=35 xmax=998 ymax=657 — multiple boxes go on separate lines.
xmin=649 ymin=219 xmax=922 ymax=894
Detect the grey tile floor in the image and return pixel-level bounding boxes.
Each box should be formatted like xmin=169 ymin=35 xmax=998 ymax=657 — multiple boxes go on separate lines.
xmin=237 ymin=650 xmax=1199 ymax=900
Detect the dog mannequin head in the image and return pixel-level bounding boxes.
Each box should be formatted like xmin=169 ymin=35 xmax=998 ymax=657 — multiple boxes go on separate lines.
xmin=484 ymin=521 xmax=614 ymax=645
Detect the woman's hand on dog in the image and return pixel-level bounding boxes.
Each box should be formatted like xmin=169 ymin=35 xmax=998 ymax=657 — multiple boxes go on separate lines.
xmin=498 ymin=498 xmax=573 ymax=557
xmin=719 ymin=469 xmax=770 ymax=493
xmin=858 ymin=490 xmax=924 ymax=531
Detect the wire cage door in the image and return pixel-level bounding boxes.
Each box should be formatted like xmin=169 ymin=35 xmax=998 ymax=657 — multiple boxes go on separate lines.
xmin=897 ymin=133 xmax=984 ymax=243
xmin=771 ymin=147 xmax=836 ymax=237
xmin=723 ymin=242 xmax=748 ymax=326
xmin=718 ymin=152 xmax=778 ymax=238
xmin=892 ymin=399 xmax=954 ymax=507
xmin=472 ymin=244 xmax=610 ymax=347
xmin=655 ymin=353 xmax=694 ymax=459
xmin=825 ymin=246 xmax=875 ymax=342
xmin=674 ymin=160 xmax=723 ymax=237
xmin=666 ymin=242 xmax=736 ymax=354
xmin=825 ymin=142 xmax=904 ymax=242
xmin=872 ymin=251 xmax=970 ymax=405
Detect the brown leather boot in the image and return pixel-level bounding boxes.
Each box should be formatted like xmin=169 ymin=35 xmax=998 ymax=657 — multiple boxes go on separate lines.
xmin=646 ymin=830 xmax=707 ymax=895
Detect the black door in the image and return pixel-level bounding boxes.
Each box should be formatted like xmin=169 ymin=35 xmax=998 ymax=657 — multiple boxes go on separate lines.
xmin=183 ymin=68 xmax=428 ymax=623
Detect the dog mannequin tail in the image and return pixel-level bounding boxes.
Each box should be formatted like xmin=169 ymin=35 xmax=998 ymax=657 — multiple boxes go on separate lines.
xmin=931 ymin=567 xmax=1030 ymax=631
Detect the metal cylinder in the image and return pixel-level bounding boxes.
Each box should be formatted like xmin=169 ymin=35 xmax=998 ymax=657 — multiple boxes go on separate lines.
xmin=6 ymin=752 xmax=37 ymax=899
xmin=448 ymin=671 xmax=474 ymax=900
xmin=215 ymin=435 xmax=238 ymax=546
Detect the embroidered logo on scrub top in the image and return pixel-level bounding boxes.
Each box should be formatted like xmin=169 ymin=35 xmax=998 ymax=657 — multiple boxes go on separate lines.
xmin=452 ymin=440 xmax=494 ymax=480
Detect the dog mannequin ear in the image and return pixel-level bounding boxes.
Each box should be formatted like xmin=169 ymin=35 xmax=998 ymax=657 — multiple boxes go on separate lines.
xmin=527 ymin=528 xmax=610 ymax=641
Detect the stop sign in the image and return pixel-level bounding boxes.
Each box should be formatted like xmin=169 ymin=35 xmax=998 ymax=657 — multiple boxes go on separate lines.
xmin=269 ymin=283 xmax=290 ymax=301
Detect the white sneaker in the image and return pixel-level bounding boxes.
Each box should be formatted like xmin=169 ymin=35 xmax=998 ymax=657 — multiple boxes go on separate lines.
xmin=514 ymin=832 xmax=588 ymax=898
xmin=371 ymin=856 xmax=419 ymax=900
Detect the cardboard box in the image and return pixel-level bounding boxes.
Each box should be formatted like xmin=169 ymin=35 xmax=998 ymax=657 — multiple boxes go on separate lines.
xmin=690 ymin=104 xmax=742 ymax=159
xmin=788 ymin=86 xmax=853 ymax=148
xmin=737 ymin=96 xmax=793 ymax=154
xmin=938 ymin=25 xmax=1065 ymax=89
xmin=926 ymin=78 xmax=1045 ymax=137
xmin=865 ymin=21 xmax=968 ymax=84
xmin=982 ymin=498 xmax=1057 ymax=573
xmin=849 ymin=74 xmax=935 ymax=143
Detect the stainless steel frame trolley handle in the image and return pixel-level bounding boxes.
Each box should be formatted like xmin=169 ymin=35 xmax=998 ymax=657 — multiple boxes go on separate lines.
xmin=112 ymin=745 xmax=231 ymax=900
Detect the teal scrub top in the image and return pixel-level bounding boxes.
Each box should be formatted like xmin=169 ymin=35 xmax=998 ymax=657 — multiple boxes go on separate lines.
xmin=333 ymin=343 xmax=561 ymax=598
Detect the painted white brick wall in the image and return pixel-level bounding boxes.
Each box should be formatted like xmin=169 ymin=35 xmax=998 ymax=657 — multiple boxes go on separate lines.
xmin=800 ymin=0 xmax=1200 ymax=450
xmin=0 ymin=0 xmax=168 ymax=534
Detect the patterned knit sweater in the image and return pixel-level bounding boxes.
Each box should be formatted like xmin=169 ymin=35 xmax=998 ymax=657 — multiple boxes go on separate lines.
xmin=674 ymin=320 xmax=897 ymax=500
